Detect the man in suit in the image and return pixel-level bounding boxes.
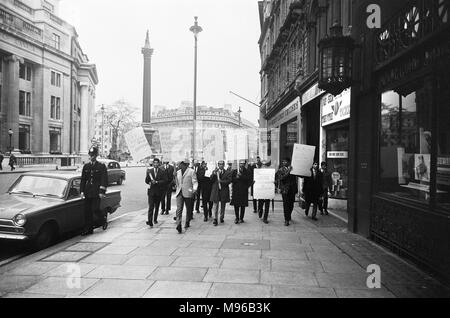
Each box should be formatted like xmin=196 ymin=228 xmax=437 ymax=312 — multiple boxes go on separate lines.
xmin=145 ymin=158 xmax=168 ymax=227
xmin=210 ymin=160 xmax=232 ymax=226
xmin=193 ymin=160 xmax=202 ymax=215
xmin=197 ymin=161 xmax=213 ymax=221
xmin=276 ymin=157 xmax=298 ymax=226
xmin=248 ymin=156 xmax=262 ymax=213
xmin=174 ymin=159 xmax=198 ymax=233
xmin=160 ymin=160 xmax=175 ymax=215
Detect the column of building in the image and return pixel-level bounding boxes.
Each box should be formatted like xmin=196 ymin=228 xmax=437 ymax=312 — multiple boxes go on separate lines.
xmin=3 ymin=55 xmax=21 ymax=152
xmin=79 ymin=82 xmax=89 ymax=158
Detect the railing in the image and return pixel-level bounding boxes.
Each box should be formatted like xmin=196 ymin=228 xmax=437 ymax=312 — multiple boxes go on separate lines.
xmin=376 ymin=0 xmax=449 ymax=66
xmin=6 ymin=155 xmax=82 ymax=167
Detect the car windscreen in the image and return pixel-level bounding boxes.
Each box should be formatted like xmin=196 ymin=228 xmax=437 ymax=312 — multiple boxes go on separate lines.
xmin=10 ymin=176 xmax=68 ymax=198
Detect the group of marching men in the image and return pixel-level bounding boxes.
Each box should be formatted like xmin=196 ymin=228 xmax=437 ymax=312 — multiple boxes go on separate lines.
xmin=145 ymin=156 xmax=333 ymax=234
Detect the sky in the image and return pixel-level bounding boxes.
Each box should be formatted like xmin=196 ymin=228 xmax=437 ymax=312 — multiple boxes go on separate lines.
xmin=59 ymin=0 xmax=262 ymax=126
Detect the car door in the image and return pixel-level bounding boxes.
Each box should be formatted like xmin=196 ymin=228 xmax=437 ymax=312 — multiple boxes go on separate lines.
xmin=64 ymin=178 xmax=85 ymax=232
xmin=107 ymin=162 xmax=116 ymax=184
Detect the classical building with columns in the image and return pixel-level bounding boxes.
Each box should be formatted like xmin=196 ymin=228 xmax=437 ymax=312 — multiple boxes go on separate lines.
xmin=0 ymin=0 xmax=97 ymax=157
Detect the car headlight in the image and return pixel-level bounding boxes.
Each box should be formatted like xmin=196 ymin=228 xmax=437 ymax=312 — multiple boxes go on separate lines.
xmin=13 ymin=214 xmax=27 ymax=227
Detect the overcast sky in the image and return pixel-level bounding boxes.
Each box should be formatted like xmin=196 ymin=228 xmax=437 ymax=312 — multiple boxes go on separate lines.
xmin=59 ymin=0 xmax=262 ymax=126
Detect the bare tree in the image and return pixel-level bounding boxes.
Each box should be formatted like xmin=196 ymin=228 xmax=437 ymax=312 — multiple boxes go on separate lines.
xmin=104 ymin=99 xmax=139 ymax=160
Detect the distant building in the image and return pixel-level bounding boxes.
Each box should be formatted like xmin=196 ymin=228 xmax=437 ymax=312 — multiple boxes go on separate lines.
xmin=0 ymin=0 xmax=98 ymax=156
xmin=93 ymin=109 xmax=112 ymax=158
xmin=150 ymin=103 xmax=259 ymax=162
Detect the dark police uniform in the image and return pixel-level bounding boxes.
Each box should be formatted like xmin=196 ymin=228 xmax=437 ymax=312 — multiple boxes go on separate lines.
xmin=80 ymin=153 xmax=108 ymax=234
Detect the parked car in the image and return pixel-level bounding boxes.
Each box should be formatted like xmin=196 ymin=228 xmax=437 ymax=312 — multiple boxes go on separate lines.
xmin=0 ymin=172 xmax=121 ymax=250
xmin=76 ymin=159 xmax=126 ymax=185
xmin=98 ymin=159 xmax=126 ymax=185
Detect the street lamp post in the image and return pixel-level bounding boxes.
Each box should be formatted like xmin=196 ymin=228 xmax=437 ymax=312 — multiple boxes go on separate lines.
xmin=190 ymin=16 xmax=202 ymax=160
xmin=237 ymin=107 xmax=242 ymax=128
xmin=101 ymin=104 xmax=105 ymax=157
xmin=8 ymin=128 xmax=13 ymax=155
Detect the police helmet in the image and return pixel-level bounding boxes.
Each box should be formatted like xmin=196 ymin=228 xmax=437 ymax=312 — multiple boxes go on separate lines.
xmin=88 ymin=146 xmax=99 ymax=156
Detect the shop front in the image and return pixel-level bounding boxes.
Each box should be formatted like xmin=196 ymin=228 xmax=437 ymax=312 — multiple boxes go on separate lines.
xmin=320 ymin=88 xmax=351 ymax=202
xmin=266 ymin=96 xmax=300 ymax=167
xmin=350 ymin=0 xmax=450 ymax=281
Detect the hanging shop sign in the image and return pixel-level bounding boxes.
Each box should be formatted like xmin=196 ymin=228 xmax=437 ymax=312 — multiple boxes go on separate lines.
xmin=268 ymin=97 xmax=300 ymax=128
xmin=321 ymin=88 xmax=351 ymax=126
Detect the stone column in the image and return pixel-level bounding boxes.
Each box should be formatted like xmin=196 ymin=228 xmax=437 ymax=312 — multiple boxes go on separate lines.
xmin=79 ymin=82 xmax=89 ymax=158
xmin=142 ymin=31 xmax=154 ymax=125
xmin=4 ymin=55 xmax=22 ymax=152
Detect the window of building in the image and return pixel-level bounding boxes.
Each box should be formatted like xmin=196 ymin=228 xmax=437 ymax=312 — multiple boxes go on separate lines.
xmin=56 ymin=97 xmax=61 ymax=120
xmin=19 ymin=63 xmax=25 ymax=79
xmin=379 ymin=87 xmax=432 ymax=203
xmin=50 ymin=96 xmax=55 ymax=119
xmin=52 ymin=33 xmax=60 ymax=50
xmin=19 ymin=63 xmax=31 ymax=81
xmin=26 ymin=92 xmax=31 ymax=116
xmin=26 ymin=65 xmax=31 ymax=81
xmin=49 ymin=127 xmax=61 ymax=154
xmin=51 ymin=71 xmax=61 ymax=87
xmin=19 ymin=90 xmax=25 ymax=115
xmin=19 ymin=124 xmax=30 ymax=152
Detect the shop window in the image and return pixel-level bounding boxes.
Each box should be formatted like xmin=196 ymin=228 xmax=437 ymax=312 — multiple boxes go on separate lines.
xmin=436 ymin=74 xmax=450 ymax=211
xmin=49 ymin=127 xmax=61 ymax=154
xmin=326 ymin=128 xmax=349 ymax=199
xmin=379 ymin=87 xmax=432 ymax=203
xmin=19 ymin=124 xmax=30 ymax=152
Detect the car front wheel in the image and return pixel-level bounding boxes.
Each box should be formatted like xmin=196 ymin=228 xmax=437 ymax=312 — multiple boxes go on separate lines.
xmin=32 ymin=223 xmax=57 ymax=251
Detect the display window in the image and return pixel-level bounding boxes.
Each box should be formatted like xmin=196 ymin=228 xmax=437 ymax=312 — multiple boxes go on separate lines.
xmin=326 ymin=126 xmax=348 ymax=199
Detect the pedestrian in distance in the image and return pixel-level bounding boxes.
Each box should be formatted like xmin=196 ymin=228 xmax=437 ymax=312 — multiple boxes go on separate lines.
xmin=276 ymin=157 xmax=298 ymax=226
xmin=145 ymin=158 xmax=168 ymax=227
xmin=230 ymin=159 xmax=251 ymax=224
xmin=174 ymin=159 xmax=198 ymax=233
xmin=160 ymin=160 xmax=175 ymax=215
xmin=197 ymin=161 xmax=213 ymax=221
xmin=302 ymin=162 xmax=324 ymax=221
xmin=319 ymin=161 xmax=332 ymax=215
xmin=80 ymin=146 xmax=108 ymax=236
xmin=210 ymin=160 xmax=232 ymax=226
xmin=9 ymin=153 xmax=17 ymax=171
xmin=0 ymin=151 xmax=4 ymax=170
xmin=257 ymin=160 xmax=273 ymax=224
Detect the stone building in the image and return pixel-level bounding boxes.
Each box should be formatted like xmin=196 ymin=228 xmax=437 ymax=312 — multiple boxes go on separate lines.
xmin=0 ymin=0 xmax=97 ymax=158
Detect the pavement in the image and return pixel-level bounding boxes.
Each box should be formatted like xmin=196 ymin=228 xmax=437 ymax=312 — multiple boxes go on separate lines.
xmin=1 ymin=202 xmax=450 ymax=298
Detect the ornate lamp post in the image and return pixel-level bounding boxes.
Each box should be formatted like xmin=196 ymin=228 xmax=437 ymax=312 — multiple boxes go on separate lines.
xmin=190 ymin=16 xmax=202 ymax=160
xmin=8 ymin=128 xmax=13 ymax=155
xmin=318 ymin=23 xmax=356 ymax=96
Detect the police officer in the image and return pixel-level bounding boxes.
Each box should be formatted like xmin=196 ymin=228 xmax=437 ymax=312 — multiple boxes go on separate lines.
xmin=80 ymin=146 xmax=108 ymax=236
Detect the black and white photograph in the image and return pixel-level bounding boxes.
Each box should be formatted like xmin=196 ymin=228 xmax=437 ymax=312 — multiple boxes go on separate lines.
xmin=0 ymin=0 xmax=450 ymax=303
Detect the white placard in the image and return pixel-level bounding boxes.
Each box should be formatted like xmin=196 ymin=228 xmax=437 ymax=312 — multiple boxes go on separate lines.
xmin=291 ymin=144 xmax=316 ymax=177
xmin=124 ymin=127 xmax=153 ymax=162
xmin=253 ymin=168 xmax=275 ymax=200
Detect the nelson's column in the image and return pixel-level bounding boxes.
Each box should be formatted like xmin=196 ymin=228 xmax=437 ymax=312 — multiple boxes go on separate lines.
xmin=141 ymin=30 xmax=161 ymax=153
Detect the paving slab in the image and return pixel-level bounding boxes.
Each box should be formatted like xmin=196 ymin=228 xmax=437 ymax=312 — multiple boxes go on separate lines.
xmin=203 ymin=268 xmax=260 ymax=284
xmin=95 ymin=245 xmax=138 ymax=255
xmin=221 ymin=239 xmax=270 ymax=250
xmin=272 ymin=285 xmax=337 ymax=298
xmin=172 ymin=247 xmax=219 ymax=257
xmin=148 ymin=267 xmax=207 ymax=282
xmin=65 ymin=242 xmax=109 ymax=252
xmin=320 ymin=260 xmax=366 ymax=274
xmin=270 ymin=259 xmax=324 ymax=273
xmin=105 ymin=240 xmax=153 ymax=248
xmin=171 ymin=256 xmax=223 ymax=268
xmin=130 ymin=246 xmax=178 ymax=256
xmin=149 ymin=239 xmax=193 ymax=248
xmin=0 ymin=275 xmax=42 ymax=294
xmin=335 ymin=288 xmax=396 ymax=298
xmin=217 ymin=249 xmax=262 ymax=258
xmin=261 ymin=271 xmax=318 ymax=286
xmin=81 ymin=279 xmax=154 ymax=298
xmin=85 ymin=265 xmax=156 ymax=280
xmin=188 ymin=240 xmax=224 ymax=249
xmin=44 ymin=263 xmax=98 ymax=278
xmin=207 ymin=283 xmax=271 ymax=298
xmin=40 ymin=251 xmax=91 ymax=262
xmin=124 ymin=255 xmax=177 ymax=267
xmin=22 ymin=277 xmax=99 ymax=296
xmin=315 ymin=272 xmax=370 ymax=289
xmin=80 ymin=254 xmax=130 ymax=265
xmin=220 ymin=257 xmax=271 ymax=271
xmin=262 ymin=250 xmax=309 ymax=260
xmin=5 ymin=262 xmax=62 ymax=276
xmin=143 ymin=281 xmax=211 ymax=298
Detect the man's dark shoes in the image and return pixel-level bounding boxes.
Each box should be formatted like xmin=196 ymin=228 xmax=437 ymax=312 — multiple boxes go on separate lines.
xmin=263 ymin=219 xmax=269 ymax=224
xmin=239 ymin=219 xmax=244 ymax=223
xmin=185 ymin=222 xmax=190 ymax=229
xmin=253 ymin=210 xmax=257 ymax=213
xmin=154 ymin=220 xmax=158 ymax=224
xmin=285 ymin=221 xmax=289 ymax=226
xmin=213 ymin=219 xmax=218 ymax=226
xmin=258 ymin=212 xmax=262 ymax=219
xmin=176 ymin=224 xmax=182 ymax=234
xmin=312 ymin=217 xmax=318 ymax=221
xmin=204 ymin=217 xmax=208 ymax=222
xmin=146 ymin=221 xmax=153 ymax=227
xmin=325 ymin=210 xmax=329 ymax=215
xmin=220 ymin=219 xmax=224 ymax=223
xmin=304 ymin=210 xmax=309 ymax=216
xmin=234 ymin=219 xmax=239 ymax=224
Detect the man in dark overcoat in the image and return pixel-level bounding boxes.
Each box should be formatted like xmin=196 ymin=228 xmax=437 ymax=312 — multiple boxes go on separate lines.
xmin=230 ymin=160 xmax=251 ymax=224
xmin=209 ymin=160 xmax=232 ymax=226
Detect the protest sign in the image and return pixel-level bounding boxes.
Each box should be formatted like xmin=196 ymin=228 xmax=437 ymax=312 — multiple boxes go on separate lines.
xmin=291 ymin=144 xmax=316 ymax=177
xmin=124 ymin=127 xmax=153 ymax=162
xmin=253 ymin=168 xmax=275 ymax=200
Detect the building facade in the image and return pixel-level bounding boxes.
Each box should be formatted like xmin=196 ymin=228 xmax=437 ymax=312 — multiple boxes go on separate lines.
xmin=0 ymin=0 xmax=98 ymax=157
xmin=258 ymin=0 xmax=352 ymax=212
xmin=93 ymin=108 xmax=112 ymax=158
xmin=349 ymin=0 xmax=450 ymax=281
